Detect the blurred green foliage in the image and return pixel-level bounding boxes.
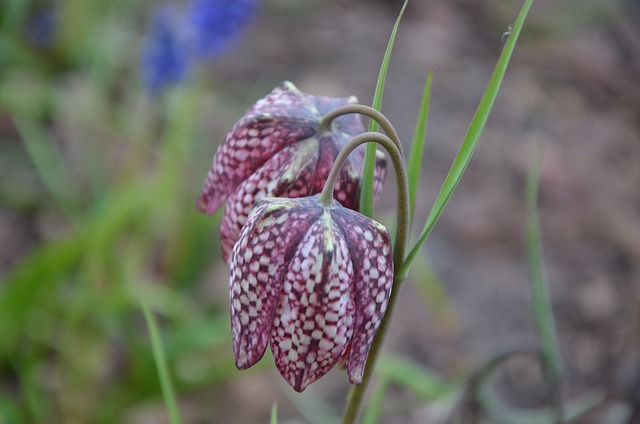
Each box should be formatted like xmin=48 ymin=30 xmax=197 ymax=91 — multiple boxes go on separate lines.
xmin=0 ymin=1 xmax=238 ymax=422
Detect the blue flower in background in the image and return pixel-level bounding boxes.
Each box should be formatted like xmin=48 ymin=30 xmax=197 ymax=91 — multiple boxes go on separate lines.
xmin=187 ymin=0 xmax=259 ymax=60
xmin=140 ymin=6 xmax=190 ymax=94
xmin=26 ymin=8 xmax=57 ymax=49
xmin=140 ymin=0 xmax=259 ymax=94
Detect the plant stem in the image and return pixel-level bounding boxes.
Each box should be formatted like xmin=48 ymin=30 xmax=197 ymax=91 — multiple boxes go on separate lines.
xmin=317 ymin=131 xmax=410 ymax=424
xmin=318 ymin=104 xmax=406 ymax=161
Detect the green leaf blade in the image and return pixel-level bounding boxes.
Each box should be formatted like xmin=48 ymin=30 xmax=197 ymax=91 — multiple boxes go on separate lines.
xmin=407 ymin=68 xmax=434 ymax=226
xmin=526 ymin=149 xmax=564 ymax=397
xmin=270 ymin=402 xmax=278 ymax=424
xmin=400 ymin=0 xmax=535 ymax=280
xmin=141 ymin=302 xmax=184 ymax=424
xmin=360 ymin=0 xmax=409 ymax=219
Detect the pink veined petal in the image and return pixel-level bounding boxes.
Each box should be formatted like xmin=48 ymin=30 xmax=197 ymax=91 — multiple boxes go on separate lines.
xmin=220 ymin=140 xmax=319 ymax=262
xmin=270 ymin=211 xmax=355 ymax=392
xmin=230 ymin=198 xmax=322 ymax=370
xmin=330 ymin=206 xmax=393 ymax=384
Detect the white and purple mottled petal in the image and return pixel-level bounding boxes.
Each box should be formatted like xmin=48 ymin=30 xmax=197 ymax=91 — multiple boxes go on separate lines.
xmin=229 ymin=195 xmax=393 ymax=392
xmin=220 ymin=140 xmax=319 ymax=262
xmin=270 ymin=211 xmax=355 ymax=392
xmin=197 ymin=80 xmax=387 ymax=225
xmin=331 ymin=205 xmax=393 ymax=384
xmin=230 ymin=198 xmax=322 ymax=369
xmin=197 ymin=115 xmax=317 ymax=214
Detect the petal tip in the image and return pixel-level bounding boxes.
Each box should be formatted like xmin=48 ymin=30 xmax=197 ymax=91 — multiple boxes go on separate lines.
xmin=347 ymin=362 xmax=364 ymax=386
xmin=196 ymin=189 xmax=223 ymax=215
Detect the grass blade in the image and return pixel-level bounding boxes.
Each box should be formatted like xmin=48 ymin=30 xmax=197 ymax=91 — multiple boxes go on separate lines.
xmin=13 ymin=115 xmax=79 ymax=222
xmin=526 ymin=149 xmax=564 ymax=421
xmin=141 ymin=302 xmax=184 ymax=424
xmin=399 ymin=0 xmax=534 ymax=280
xmin=271 ymin=402 xmax=278 ymax=424
xmin=407 ymin=68 xmax=434 ymax=227
xmin=360 ymin=0 xmax=408 ymax=218
xmin=479 ymin=386 xmax=604 ymax=424
xmin=376 ymin=354 xmax=453 ymax=401
xmin=361 ymin=377 xmax=390 ymax=424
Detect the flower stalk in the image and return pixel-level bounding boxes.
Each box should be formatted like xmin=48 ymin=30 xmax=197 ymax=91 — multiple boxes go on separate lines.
xmin=315 ymin=127 xmax=410 ymax=424
xmin=318 ymin=104 xmax=406 ymax=163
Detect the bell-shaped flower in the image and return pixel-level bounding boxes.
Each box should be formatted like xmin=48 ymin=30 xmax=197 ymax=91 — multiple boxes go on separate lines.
xmin=230 ymin=194 xmax=393 ymax=392
xmin=197 ymin=81 xmax=387 ymax=262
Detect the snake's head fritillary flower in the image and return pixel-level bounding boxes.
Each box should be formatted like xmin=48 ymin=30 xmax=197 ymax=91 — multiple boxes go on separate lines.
xmin=197 ymin=81 xmax=387 ymax=262
xmin=230 ymin=195 xmax=393 ymax=392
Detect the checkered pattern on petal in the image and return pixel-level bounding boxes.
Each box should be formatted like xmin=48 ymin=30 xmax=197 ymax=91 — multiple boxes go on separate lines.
xmin=230 ymin=198 xmax=322 ymax=369
xmin=229 ymin=195 xmax=393 ymax=392
xmin=197 ymin=115 xmax=316 ymax=214
xmin=220 ymin=139 xmax=319 ymax=262
xmin=270 ymin=212 xmax=355 ymax=392
xmin=331 ymin=205 xmax=393 ymax=384
xmin=197 ymin=81 xmax=387 ymax=218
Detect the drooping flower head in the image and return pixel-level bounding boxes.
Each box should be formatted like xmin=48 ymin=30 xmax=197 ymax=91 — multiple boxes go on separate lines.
xmin=186 ymin=0 xmax=259 ymax=60
xmin=140 ymin=5 xmax=191 ymax=94
xmin=231 ymin=195 xmax=393 ymax=392
xmin=198 ymin=81 xmax=387 ymax=261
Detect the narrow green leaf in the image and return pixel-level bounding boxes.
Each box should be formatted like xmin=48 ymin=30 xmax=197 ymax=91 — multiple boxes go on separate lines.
xmin=446 ymin=346 xmax=602 ymax=423
xmin=410 ymin=250 xmax=457 ymax=331
xmin=399 ymin=0 xmax=534 ymax=280
xmin=360 ymin=0 xmax=409 ymax=218
xmin=526 ymin=149 xmax=564 ymax=397
xmin=407 ymin=68 xmax=434 ymax=227
xmin=270 ymin=402 xmax=278 ymax=424
xmin=361 ymin=377 xmax=390 ymax=424
xmin=13 ymin=116 xmax=79 ymax=222
xmin=0 ymin=233 xmax=84 ymax=356
xmin=479 ymin=386 xmax=604 ymax=424
xmin=141 ymin=302 xmax=184 ymax=424
xmin=376 ymin=354 xmax=453 ymax=401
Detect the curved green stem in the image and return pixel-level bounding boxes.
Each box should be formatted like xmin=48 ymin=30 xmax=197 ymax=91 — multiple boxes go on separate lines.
xmin=318 ymin=104 xmax=406 ymax=161
xmin=317 ymin=131 xmax=410 ymax=424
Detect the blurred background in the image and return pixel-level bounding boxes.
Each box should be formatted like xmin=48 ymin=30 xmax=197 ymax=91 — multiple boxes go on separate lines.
xmin=1 ymin=0 xmax=639 ymax=423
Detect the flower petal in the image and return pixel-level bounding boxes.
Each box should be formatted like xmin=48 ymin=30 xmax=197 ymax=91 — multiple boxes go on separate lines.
xmin=245 ymin=81 xmax=320 ymax=120
xmin=270 ymin=211 xmax=355 ymax=392
xmin=220 ymin=139 xmax=320 ymax=262
xmin=218 ymin=125 xmax=385 ymax=262
xmin=331 ymin=206 xmax=393 ymax=384
xmin=197 ymin=82 xmax=322 ymax=215
xmin=197 ymin=115 xmax=316 ymax=214
xmin=230 ymin=198 xmax=323 ymax=369
xmin=197 ymin=81 xmax=386 ymax=216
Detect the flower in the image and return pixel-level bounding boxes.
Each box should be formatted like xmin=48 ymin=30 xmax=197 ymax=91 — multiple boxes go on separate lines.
xmin=140 ymin=6 xmax=191 ymax=94
xmin=25 ymin=6 xmax=57 ymax=49
xmin=197 ymin=81 xmax=387 ymax=262
xmin=186 ymin=0 xmax=259 ymax=60
xmin=230 ymin=195 xmax=393 ymax=392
